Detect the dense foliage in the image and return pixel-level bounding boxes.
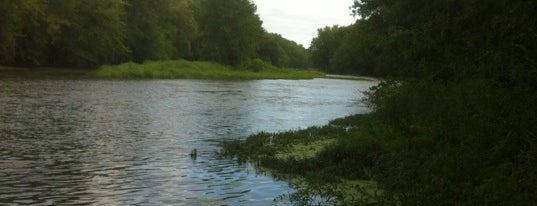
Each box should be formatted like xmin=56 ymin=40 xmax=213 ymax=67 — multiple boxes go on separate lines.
xmin=306 ymin=0 xmax=537 ymax=205
xmin=193 ymin=0 xmax=263 ymax=66
xmin=225 ymin=0 xmax=536 ymax=205
xmin=0 ymin=0 xmax=309 ymax=68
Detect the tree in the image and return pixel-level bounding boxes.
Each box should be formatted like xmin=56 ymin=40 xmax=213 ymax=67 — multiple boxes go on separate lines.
xmin=348 ymin=0 xmax=537 ymax=204
xmin=257 ymin=33 xmax=308 ymax=68
xmin=3 ymin=0 xmax=128 ymax=67
xmin=10 ymin=0 xmax=70 ymax=66
xmin=48 ymin=0 xmax=129 ymax=67
xmin=329 ymin=20 xmax=382 ymax=75
xmin=0 ymin=0 xmax=21 ymax=63
xmin=279 ymin=37 xmax=308 ymax=68
xmin=123 ymin=0 xmax=197 ymax=63
xmin=1 ymin=0 xmax=303 ymax=68
xmin=124 ymin=0 xmax=174 ymax=62
xmin=194 ymin=0 xmax=263 ymax=65
xmin=308 ymin=25 xmax=348 ymax=73
xmin=169 ymin=0 xmax=198 ymax=60
xmin=257 ymin=33 xmax=288 ymax=67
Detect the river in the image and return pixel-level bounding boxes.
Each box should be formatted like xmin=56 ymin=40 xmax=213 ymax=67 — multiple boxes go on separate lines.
xmin=0 ymin=73 xmax=377 ymax=205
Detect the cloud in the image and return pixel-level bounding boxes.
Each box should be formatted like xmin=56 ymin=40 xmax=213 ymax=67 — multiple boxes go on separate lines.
xmin=253 ymin=0 xmax=356 ymax=47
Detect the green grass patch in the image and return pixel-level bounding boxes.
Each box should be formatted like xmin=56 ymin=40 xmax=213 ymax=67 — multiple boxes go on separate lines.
xmin=94 ymin=60 xmax=324 ymax=80
xmin=275 ymin=139 xmax=336 ymax=161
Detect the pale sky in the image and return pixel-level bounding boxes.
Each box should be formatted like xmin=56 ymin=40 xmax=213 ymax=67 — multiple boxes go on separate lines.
xmin=252 ymin=0 xmax=357 ymax=48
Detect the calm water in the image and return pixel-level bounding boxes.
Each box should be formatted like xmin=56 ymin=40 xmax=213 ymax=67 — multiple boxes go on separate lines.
xmin=0 ymin=75 xmax=377 ymax=205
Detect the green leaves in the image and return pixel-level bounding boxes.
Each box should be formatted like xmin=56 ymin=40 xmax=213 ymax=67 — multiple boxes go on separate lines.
xmin=309 ymin=25 xmax=349 ymax=72
xmin=0 ymin=0 xmax=21 ymax=63
xmin=257 ymin=33 xmax=308 ymax=68
xmin=50 ymin=0 xmax=129 ymax=66
xmin=193 ymin=0 xmax=263 ymax=66
xmin=124 ymin=0 xmax=198 ymax=62
xmin=0 ymin=0 xmax=129 ymax=67
xmin=1 ymin=0 xmax=308 ymax=69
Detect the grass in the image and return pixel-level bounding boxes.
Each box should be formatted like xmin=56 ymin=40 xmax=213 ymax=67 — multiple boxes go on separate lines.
xmin=220 ymin=114 xmax=383 ymax=205
xmin=94 ymin=60 xmax=325 ymax=80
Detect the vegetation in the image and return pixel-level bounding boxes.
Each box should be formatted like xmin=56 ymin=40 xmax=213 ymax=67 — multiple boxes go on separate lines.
xmin=225 ymin=0 xmax=537 ymax=205
xmin=3 ymin=0 xmax=536 ymax=204
xmin=193 ymin=0 xmax=263 ymax=66
xmin=258 ymin=33 xmax=309 ymax=69
xmin=95 ymin=60 xmax=324 ymax=80
xmin=347 ymin=0 xmax=537 ymax=204
xmin=0 ymin=0 xmax=309 ymax=69
xmin=221 ymin=115 xmax=382 ymax=205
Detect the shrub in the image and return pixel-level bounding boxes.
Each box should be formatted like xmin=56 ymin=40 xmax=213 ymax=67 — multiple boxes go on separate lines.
xmin=239 ymin=58 xmax=273 ymax=72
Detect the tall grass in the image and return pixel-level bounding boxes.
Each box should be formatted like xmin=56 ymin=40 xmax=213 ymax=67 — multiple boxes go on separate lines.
xmin=94 ymin=60 xmax=324 ymax=80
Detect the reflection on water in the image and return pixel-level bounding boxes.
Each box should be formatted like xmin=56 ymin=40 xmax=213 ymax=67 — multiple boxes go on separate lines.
xmin=0 ymin=77 xmax=377 ymax=205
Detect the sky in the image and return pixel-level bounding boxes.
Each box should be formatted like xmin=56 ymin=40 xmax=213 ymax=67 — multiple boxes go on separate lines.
xmin=252 ymin=0 xmax=357 ymax=48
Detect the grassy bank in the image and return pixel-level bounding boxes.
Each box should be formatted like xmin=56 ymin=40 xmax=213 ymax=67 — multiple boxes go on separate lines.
xmin=0 ymin=66 xmax=93 ymax=79
xmin=94 ymin=60 xmax=324 ymax=80
xmin=221 ymin=114 xmax=383 ymax=205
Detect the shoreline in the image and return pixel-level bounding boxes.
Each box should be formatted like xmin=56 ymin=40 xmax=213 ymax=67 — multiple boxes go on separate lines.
xmin=3 ymin=64 xmax=385 ymax=82
xmin=324 ymin=74 xmax=379 ymax=81
xmin=220 ymin=114 xmax=381 ymax=205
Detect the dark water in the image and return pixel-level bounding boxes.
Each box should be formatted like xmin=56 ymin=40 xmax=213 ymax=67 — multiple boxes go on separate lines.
xmin=0 ymin=76 xmax=377 ymax=205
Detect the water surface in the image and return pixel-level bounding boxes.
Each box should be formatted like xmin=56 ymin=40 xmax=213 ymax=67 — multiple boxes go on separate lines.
xmin=0 ymin=75 xmax=376 ymax=205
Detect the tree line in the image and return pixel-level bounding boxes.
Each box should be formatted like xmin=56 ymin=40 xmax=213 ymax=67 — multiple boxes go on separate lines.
xmin=310 ymin=0 xmax=536 ymax=79
xmin=306 ymin=0 xmax=537 ymax=204
xmin=0 ymin=0 xmax=308 ymax=69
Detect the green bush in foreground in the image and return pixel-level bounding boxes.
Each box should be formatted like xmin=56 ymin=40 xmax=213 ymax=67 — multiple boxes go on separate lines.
xmin=94 ymin=60 xmax=324 ymax=80
xmin=362 ymin=80 xmax=537 ymax=206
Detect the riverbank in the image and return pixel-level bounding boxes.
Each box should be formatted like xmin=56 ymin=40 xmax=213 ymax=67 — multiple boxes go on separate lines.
xmin=0 ymin=66 xmax=93 ymax=79
xmin=220 ymin=114 xmax=382 ymax=205
xmin=0 ymin=65 xmax=16 ymax=70
xmin=325 ymin=74 xmax=379 ymax=82
xmin=94 ymin=60 xmax=324 ymax=80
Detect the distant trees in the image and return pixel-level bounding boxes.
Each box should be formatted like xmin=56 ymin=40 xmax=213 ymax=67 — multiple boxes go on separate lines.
xmin=0 ymin=0 xmax=308 ymax=69
xmin=170 ymin=0 xmax=198 ymax=60
xmin=124 ymin=0 xmax=197 ymax=63
xmin=309 ymin=25 xmax=349 ymax=73
xmin=10 ymin=0 xmax=66 ymax=66
xmin=0 ymin=0 xmax=129 ymax=67
xmin=0 ymin=0 xmax=20 ymax=63
xmin=49 ymin=0 xmax=129 ymax=66
xmin=258 ymin=33 xmax=308 ymax=68
xmin=193 ymin=0 xmax=263 ymax=66
xmin=310 ymin=0 xmax=537 ymax=80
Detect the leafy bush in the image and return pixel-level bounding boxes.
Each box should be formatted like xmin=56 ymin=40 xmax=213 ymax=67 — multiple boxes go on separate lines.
xmin=238 ymin=58 xmax=274 ymax=72
xmin=362 ymin=79 xmax=537 ymax=205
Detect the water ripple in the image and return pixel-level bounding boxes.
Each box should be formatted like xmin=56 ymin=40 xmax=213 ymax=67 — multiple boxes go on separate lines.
xmin=0 ymin=78 xmax=377 ymax=205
